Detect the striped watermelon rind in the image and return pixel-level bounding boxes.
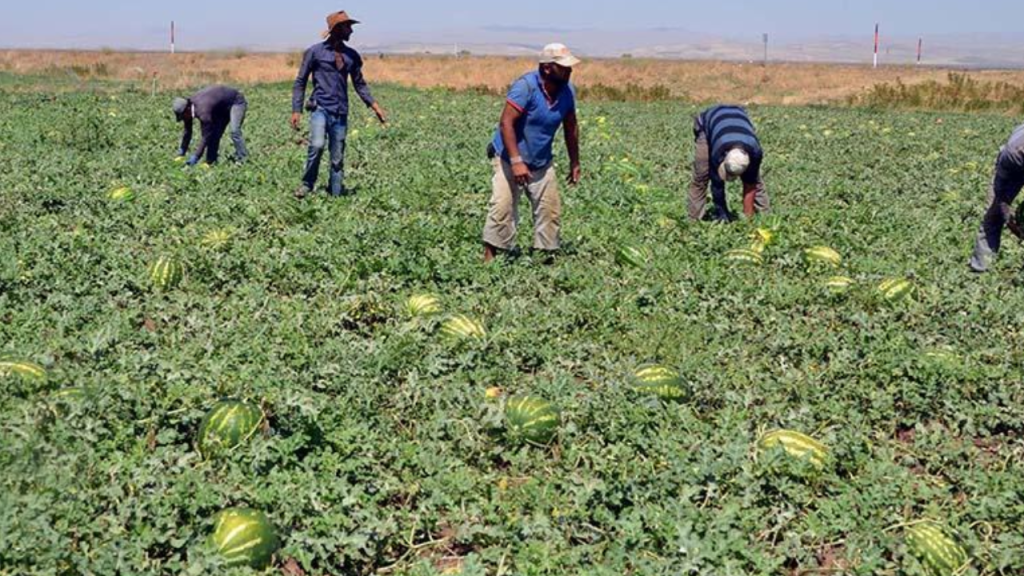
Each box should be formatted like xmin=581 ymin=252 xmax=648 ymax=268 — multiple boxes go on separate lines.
xmin=200 ymin=229 xmax=232 ymax=249
xmin=197 ymin=400 xmax=265 ymax=458
xmin=506 ymin=395 xmax=560 ymax=445
xmin=757 ymin=429 xmax=829 ymax=471
xmin=406 ymin=294 xmax=442 ymax=318
xmin=824 ymin=276 xmax=854 ymax=293
xmin=108 ymin=186 xmax=135 ymax=202
xmin=878 ymin=278 xmax=915 ymax=302
xmin=148 ymin=256 xmax=186 ymax=291
xmin=750 ymin=227 xmax=774 ymax=248
xmin=725 ymin=248 xmax=764 ymax=265
xmin=0 ymin=360 xmax=47 ymax=380
xmin=804 ymin=246 xmax=842 ymax=268
xmin=905 ymin=522 xmax=968 ymax=576
xmin=616 ymin=245 xmax=649 ymax=268
xmin=633 ymin=364 xmax=688 ymax=401
xmin=440 ymin=314 xmax=486 ymax=340
xmin=211 ymin=507 xmax=280 ymax=569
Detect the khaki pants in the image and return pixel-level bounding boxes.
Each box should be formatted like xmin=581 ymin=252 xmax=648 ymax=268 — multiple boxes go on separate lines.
xmin=688 ymin=121 xmax=770 ymax=221
xmin=482 ymin=158 xmax=562 ymax=251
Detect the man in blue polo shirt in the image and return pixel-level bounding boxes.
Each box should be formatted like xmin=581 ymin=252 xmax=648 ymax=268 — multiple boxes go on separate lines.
xmin=688 ymin=104 xmax=770 ymax=221
xmin=483 ymin=43 xmax=582 ymax=263
xmin=290 ymin=10 xmax=387 ymax=198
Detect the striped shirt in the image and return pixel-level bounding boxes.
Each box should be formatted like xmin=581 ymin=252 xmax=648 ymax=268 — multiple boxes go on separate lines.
xmin=700 ymin=105 xmax=763 ymax=186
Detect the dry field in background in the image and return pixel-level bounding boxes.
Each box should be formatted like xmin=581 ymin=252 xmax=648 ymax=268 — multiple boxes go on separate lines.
xmin=4 ymin=49 xmax=1024 ymax=106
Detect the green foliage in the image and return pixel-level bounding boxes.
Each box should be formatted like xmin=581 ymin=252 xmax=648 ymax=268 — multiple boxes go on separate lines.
xmin=0 ymin=81 xmax=1022 ymax=575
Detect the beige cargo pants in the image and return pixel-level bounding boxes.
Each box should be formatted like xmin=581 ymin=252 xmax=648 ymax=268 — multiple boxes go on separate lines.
xmin=482 ymin=157 xmax=562 ymax=251
xmin=688 ymin=119 xmax=770 ymax=221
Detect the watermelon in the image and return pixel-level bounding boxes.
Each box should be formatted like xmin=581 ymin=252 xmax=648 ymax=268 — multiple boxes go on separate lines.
xmin=0 ymin=360 xmax=47 ymax=381
xmin=725 ymin=248 xmax=764 ymax=265
xmin=440 ymin=314 xmax=486 ymax=340
xmin=878 ymin=278 xmax=914 ymax=302
xmin=108 ymin=186 xmax=135 ymax=202
xmin=757 ymin=429 xmax=828 ymax=470
xmin=149 ymin=256 xmax=185 ymax=291
xmin=616 ymin=245 xmax=649 ymax=268
xmin=804 ymin=246 xmax=842 ymax=268
xmin=200 ymin=229 xmax=232 ymax=250
xmin=823 ymin=276 xmax=854 ymax=294
xmin=905 ymin=522 xmax=968 ymax=576
xmin=211 ymin=507 xmax=280 ymax=569
xmin=406 ymin=294 xmax=442 ymax=318
xmin=506 ymin=395 xmax=560 ymax=444
xmin=633 ymin=364 xmax=687 ymax=401
xmin=749 ymin=227 xmax=774 ymax=253
xmin=197 ymin=400 xmax=265 ymax=458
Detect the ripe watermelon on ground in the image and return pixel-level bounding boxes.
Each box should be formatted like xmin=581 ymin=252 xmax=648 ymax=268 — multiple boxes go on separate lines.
xmin=905 ymin=521 xmax=968 ymax=576
xmin=823 ymin=275 xmax=854 ymax=294
xmin=757 ymin=429 xmax=828 ymax=471
xmin=148 ymin=256 xmax=185 ymax=291
xmin=878 ymin=277 xmax=915 ymax=302
xmin=440 ymin=314 xmax=486 ymax=340
xmin=725 ymin=248 xmax=764 ymax=265
xmin=615 ymin=245 xmax=650 ymax=268
xmin=211 ymin=507 xmax=280 ymax=569
xmin=633 ymin=364 xmax=688 ymax=401
xmin=803 ymin=246 xmax=842 ymax=268
xmin=0 ymin=360 xmax=47 ymax=381
xmin=107 ymin=186 xmax=135 ymax=202
xmin=197 ymin=400 xmax=265 ymax=458
xmin=505 ymin=395 xmax=560 ymax=444
xmin=406 ymin=294 xmax=442 ymax=318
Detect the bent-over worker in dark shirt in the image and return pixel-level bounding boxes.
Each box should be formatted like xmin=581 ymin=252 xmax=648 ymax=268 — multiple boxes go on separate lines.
xmin=172 ymin=85 xmax=248 ymax=166
xmin=687 ymin=104 xmax=770 ymax=221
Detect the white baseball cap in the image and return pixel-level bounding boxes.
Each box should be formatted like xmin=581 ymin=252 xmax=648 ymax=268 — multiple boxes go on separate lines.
xmin=718 ymin=148 xmax=750 ymax=181
xmin=539 ymin=43 xmax=581 ymax=67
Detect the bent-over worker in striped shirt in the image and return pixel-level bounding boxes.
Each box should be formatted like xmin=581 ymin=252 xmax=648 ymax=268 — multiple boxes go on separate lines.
xmin=687 ymin=105 xmax=770 ymax=222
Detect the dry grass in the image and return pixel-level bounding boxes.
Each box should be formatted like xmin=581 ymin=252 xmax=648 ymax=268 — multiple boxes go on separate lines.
xmin=4 ymin=49 xmax=1024 ymax=107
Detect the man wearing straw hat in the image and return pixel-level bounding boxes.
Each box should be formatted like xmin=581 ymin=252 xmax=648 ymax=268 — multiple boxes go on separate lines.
xmin=482 ymin=43 xmax=582 ymax=263
xmin=688 ymin=104 xmax=770 ymax=221
xmin=291 ymin=10 xmax=387 ymax=198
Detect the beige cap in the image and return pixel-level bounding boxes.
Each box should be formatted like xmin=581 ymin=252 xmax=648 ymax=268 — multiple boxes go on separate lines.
xmin=539 ymin=43 xmax=581 ymax=67
xmin=718 ymin=148 xmax=750 ymax=181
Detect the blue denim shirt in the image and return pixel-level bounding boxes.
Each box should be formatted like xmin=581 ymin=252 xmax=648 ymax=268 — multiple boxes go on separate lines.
xmin=292 ymin=41 xmax=375 ymax=117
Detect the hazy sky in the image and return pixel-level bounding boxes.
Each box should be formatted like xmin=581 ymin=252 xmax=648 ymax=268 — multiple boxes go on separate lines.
xmin=2 ymin=1 xmax=1022 ymax=50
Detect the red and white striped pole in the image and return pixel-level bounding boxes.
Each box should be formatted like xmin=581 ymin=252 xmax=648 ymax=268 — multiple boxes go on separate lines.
xmin=171 ymin=21 xmax=176 ymax=54
xmin=873 ymin=23 xmax=879 ymax=68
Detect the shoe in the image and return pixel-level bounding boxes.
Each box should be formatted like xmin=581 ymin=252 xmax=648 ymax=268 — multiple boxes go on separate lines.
xmin=293 ymin=185 xmax=309 ymax=199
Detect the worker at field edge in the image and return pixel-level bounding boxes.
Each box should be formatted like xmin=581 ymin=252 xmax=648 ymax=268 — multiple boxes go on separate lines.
xmin=969 ymin=122 xmax=1024 ymax=273
xmin=688 ymin=104 xmax=770 ymax=221
xmin=290 ymin=10 xmax=387 ymax=199
xmin=172 ymin=85 xmax=248 ymax=166
xmin=482 ymin=43 xmax=582 ymax=263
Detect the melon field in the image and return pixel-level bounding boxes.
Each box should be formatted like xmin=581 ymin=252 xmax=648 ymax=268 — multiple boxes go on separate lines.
xmin=1 ymin=76 xmax=1023 ymax=575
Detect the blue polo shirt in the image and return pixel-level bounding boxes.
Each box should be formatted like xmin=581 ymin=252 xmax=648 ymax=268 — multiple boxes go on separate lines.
xmin=491 ymin=71 xmax=576 ymax=170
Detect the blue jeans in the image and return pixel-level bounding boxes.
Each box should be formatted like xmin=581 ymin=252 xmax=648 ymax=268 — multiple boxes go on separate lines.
xmin=970 ymin=149 xmax=1024 ymax=271
xmin=301 ymin=110 xmax=348 ymax=196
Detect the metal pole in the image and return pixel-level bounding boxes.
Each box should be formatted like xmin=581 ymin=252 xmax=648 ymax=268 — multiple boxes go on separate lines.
xmin=763 ymin=33 xmax=768 ymax=68
xmin=873 ymin=23 xmax=879 ymax=68
xmin=917 ymin=38 xmax=922 ymax=65
xmin=171 ymin=21 xmax=176 ymax=54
